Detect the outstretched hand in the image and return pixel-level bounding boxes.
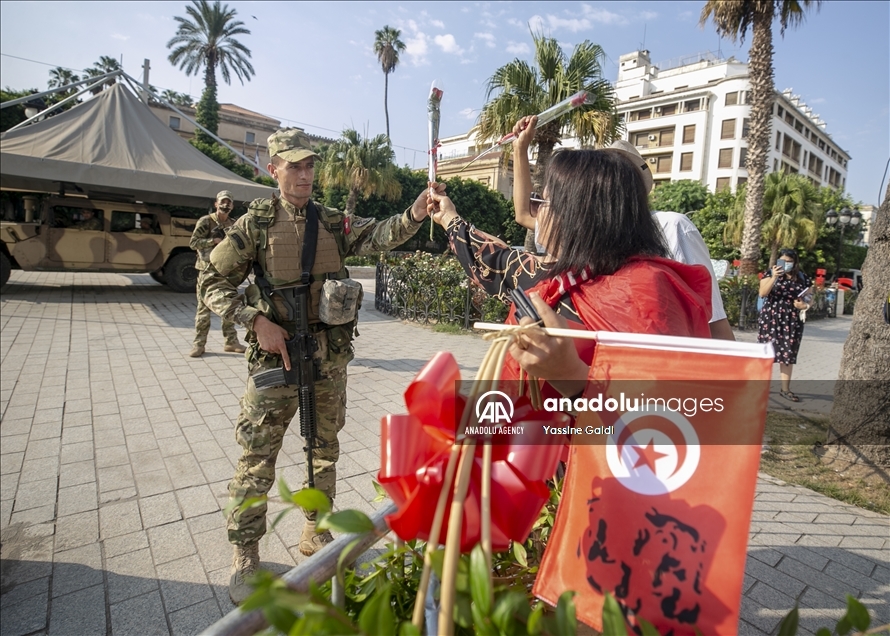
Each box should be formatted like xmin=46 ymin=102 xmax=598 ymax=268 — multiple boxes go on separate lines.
xmin=411 ymin=182 xmax=446 ymax=222
xmin=426 ymin=188 xmax=458 ymax=227
xmin=512 ymin=115 xmax=537 ymax=152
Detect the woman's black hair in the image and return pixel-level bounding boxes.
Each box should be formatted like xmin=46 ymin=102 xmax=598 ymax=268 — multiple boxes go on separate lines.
xmin=541 ymin=149 xmax=668 ymax=277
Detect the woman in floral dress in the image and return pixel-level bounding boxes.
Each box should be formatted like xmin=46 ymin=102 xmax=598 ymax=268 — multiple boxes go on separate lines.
xmin=758 ymin=248 xmax=812 ymax=401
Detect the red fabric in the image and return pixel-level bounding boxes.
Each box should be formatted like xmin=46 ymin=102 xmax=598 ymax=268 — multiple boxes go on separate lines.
xmin=503 ymin=256 xmax=713 ymax=381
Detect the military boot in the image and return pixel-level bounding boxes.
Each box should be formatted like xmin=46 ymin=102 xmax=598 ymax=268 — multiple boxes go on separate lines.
xmin=224 ymin=341 xmax=247 ymax=353
xmin=299 ymin=520 xmax=334 ymax=556
xmin=189 ymin=345 xmax=205 ymax=358
xmin=228 ymin=542 xmax=260 ymax=605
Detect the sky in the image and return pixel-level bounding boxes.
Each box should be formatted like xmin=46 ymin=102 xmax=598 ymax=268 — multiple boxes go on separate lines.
xmin=1 ymin=1 xmax=888 ymax=206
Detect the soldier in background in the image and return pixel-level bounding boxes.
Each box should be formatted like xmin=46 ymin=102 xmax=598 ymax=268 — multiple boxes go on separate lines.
xmin=201 ymin=129 xmax=431 ymax=604
xmin=188 ymin=191 xmax=246 ymax=357
xmin=74 ymin=209 xmax=103 ymax=231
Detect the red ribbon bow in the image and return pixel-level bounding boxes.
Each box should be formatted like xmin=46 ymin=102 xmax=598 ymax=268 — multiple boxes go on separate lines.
xmin=378 ymin=352 xmax=569 ymax=552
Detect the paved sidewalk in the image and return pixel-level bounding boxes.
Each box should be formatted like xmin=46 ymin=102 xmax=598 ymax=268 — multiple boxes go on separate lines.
xmin=1 ymin=271 xmax=887 ymax=636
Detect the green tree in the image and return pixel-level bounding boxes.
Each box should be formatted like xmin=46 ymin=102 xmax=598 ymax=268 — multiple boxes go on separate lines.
xmin=190 ymin=138 xmax=254 ymax=180
xmin=478 ymin=32 xmax=620 ymax=248
xmin=758 ymin=171 xmax=821 ymax=265
xmin=47 ymin=67 xmax=81 ymax=95
xmin=1 ymin=87 xmax=37 ymax=132
xmin=701 ymin=0 xmax=822 ymax=275
xmin=690 ymin=187 xmax=744 ymax=262
xmin=317 ymin=129 xmax=402 ymax=215
xmin=84 ymin=56 xmax=121 ymax=94
xmin=649 ymin=180 xmax=710 ymax=214
xmin=373 ymin=26 xmax=406 ymax=141
xmin=167 ymin=0 xmax=254 ymax=143
xmin=160 ymin=89 xmax=194 ymax=107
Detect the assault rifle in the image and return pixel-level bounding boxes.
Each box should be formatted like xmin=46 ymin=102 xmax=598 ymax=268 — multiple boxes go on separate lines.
xmin=251 ymin=284 xmax=321 ymax=487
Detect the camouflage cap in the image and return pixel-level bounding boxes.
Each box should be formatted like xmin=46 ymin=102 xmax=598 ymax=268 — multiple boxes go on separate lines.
xmin=216 ymin=190 xmax=235 ymax=202
xmin=604 ymin=139 xmax=654 ymax=193
xmin=268 ymin=128 xmax=319 ymax=164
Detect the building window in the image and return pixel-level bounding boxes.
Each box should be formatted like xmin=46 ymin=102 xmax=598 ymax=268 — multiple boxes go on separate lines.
xmin=680 ymin=152 xmax=693 ymax=171
xmin=774 ymin=159 xmax=779 ymax=172
xmin=169 ymin=116 xmax=181 ymax=129
xmin=684 ymin=99 xmax=701 ymax=112
xmin=655 ymin=155 xmax=672 ymax=174
xmin=794 ymin=120 xmax=803 ymax=133
xmin=784 ymin=112 xmax=795 ymax=126
xmin=818 ymin=140 xmax=825 ymax=150
xmin=661 ymin=103 xmax=677 ymax=116
xmin=777 ymin=105 xmax=784 ymax=117
xmin=631 ymin=108 xmax=652 ymax=121
xmin=682 ymin=125 xmax=695 ymax=144
xmin=633 ymin=127 xmax=675 ymax=148
xmin=737 ymin=177 xmax=748 ymax=188
xmin=740 ymin=91 xmax=749 ymax=104
xmin=782 ymin=136 xmax=801 ymax=162
xmin=739 ymin=147 xmax=748 ymax=169
xmin=776 ymin=131 xmax=782 ymax=150
xmin=715 ymin=177 xmax=731 ymax=191
xmin=742 ymin=118 xmax=750 ymax=139
xmin=245 ymin=132 xmax=255 ymax=144
xmin=725 ymin=92 xmax=739 ymax=106
xmin=718 ymin=148 xmax=733 ymax=169
xmin=721 ymin=119 xmax=736 ymax=140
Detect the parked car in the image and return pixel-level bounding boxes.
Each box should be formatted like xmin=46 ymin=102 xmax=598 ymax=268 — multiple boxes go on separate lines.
xmin=1 ymin=196 xmax=199 ymax=292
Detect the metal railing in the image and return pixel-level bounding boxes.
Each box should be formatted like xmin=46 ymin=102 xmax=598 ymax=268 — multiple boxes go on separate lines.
xmin=199 ymin=502 xmax=397 ymax=636
xmin=374 ymin=261 xmax=509 ymax=328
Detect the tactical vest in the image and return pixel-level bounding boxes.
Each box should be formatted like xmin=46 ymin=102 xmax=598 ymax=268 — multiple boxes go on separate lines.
xmin=248 ymin=197 xmax=350 ymax=324
xmin=196 ymin=213 xmax=234 ymax=268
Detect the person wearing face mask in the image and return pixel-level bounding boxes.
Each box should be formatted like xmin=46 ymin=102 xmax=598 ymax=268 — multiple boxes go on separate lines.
xmin=188 ymin=190 xmax=246 ymax=357
xmin=757 ymin=248 xmax=812 ymax=401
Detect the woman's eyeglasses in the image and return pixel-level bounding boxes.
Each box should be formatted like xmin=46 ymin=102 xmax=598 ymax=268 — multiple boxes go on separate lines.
xmin=529 ymin=193 xmax=549 ymax=213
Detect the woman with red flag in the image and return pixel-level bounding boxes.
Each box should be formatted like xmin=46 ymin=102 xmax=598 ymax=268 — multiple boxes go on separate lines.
xmin=428 ymin=131 xmax=712 ymax=396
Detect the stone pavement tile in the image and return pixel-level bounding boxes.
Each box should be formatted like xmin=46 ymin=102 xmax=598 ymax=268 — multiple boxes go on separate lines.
xmin=1 ymin=434 xmax=29 ymax=455
xmin=51 ymin=543 xmax=104 ymax=597
xmin=156 ymin=553 xmax=215 ymax=613
xmin=103 ymin=529 xmax=150 ymax=559
xmin=164 ymin=454 xmax=206 ymax=489
xmin=1 ymin=472 xmax=18 ymax=501
xmin=120 ymin=404 xmax=148 ymax=419
xmin=100 ymin=499 xmax=143 ymax=539
xmin=123 ymin=417 xmax=154 ymax=436
xmin=795 ymin=532 xmax=844 ymax=548
xmin=0 ymin=419 xmax=32 ymax=438
xmin=824 ymin=560 xmax=886 ymax=598
xmin=59 ymin=461 xmax=96 ymax=488
xmin=101 ymin=486 xmax=139 ymax=504
xmin=839 ymin=535 xmax=887 ymax=550
xmin=860 ymin=594 xmax=890 ymax=626
xmin=193 ymin=529 xmax=232 ymax=573
xmin=13 ymin=476 xmax=58 ymax=512
xmin=187 ymin=511 xmax=225 ymax=536
xmin=98 ymin=464 xmax=136 ymax=494
xmin=0 ymin=577 xmax=49 ymax=636
xmin=29 ymin=419 xmax=62 ymax=438
xmin=56 ymin=481 xmax=98 ymax=517
xmin=106 ymin=548 xmax=158 ymax=604
xmin=190 ymin=439 xmax=226 ymax=463
xmin=126 ymin=434 xmax=160 ymax=456
xmin=148 ymin=520 xmax=197 ymax=565
xmin=773 ymin=510 xmax=820 ymax=524
xmin=135 ymin=469 xmax=175 ymax=497
xmin=53 ymin=510 xmax=99 ymax=552
xmin=47 ymin=583 xmax=106 ymax=636
xmin=157 ymin=434 xmax=192 ymax=456
xmin=176 ymin=484 xmax=219 ymax=518
xmin=799 ymin=586 xmax=853 ymax=620
xmin=93 ymin=427 xmax=125 ymax=449
xmin=0 ymin=451 xmax=25 ymax=476
xmin=131 ymin=448 xmax=166 ymax=474
xmin=110 ymin=590 xmax=171 ymax=636
xmin=741 ymin=582 xmax=794 ymax=634
xmin=10 ymin=503 xmax=55 ymax=526
xmin=774 ymin=544 xmax=831 ymax=572
xmin=175 ymin=410 xmax=206 ymax=428
xmin=140 ymin=492 xmax=183 ymax=528
xmin=61 ymin=425 xmax=93 ymax=445
xmin=94 ymin=412 xmax=123 ymax=429
xmin=60 ymin=441 xmax=94 ymax=465
xmin=200 ymin=457 xmax=235 ymax=483
xmin=872 ymin=563 xmax=889 ymax=584
xmin=64 ymin=399 xmax=92 ymax=413
xmin=333 ymin=453 xmax=366 ymax=480
xmin=336 ymin=489 xmax=375 ymax=518
xmin=776 ymin=555 xmax=859 ymax=602
xmin=259 ymin=531 xmax=297 ymax=575
xmin=2 ymin=405 xmax=37 ymax=421
xmin=813 ymin=512 xmax=859 ymax=525
xmin=744 ymin=555 xmax=807 ymax=598
xmin=24 ymin=437 xmax=60 ymax=460
xmin=169 ymin=597 xmax=224 ymax=636
xmin=747 ymin=547 xmax=783 ymax=568
xmin=206 ymin=565 xmax=237 ymax=616
xmin=182 ymin=425 xmax=215 ymax=445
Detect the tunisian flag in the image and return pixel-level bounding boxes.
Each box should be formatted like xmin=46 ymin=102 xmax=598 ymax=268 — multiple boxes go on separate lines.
xmin=533 ymin=332 xmax=774 ymax=635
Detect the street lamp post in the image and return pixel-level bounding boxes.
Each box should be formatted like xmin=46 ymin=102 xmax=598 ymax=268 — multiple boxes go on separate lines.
xmin=824 ymin=207 xmax=862 ymax=278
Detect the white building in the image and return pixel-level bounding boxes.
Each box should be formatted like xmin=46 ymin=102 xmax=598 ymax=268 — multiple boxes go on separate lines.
xmin=438 ymin=50 xmax=850 ymax=195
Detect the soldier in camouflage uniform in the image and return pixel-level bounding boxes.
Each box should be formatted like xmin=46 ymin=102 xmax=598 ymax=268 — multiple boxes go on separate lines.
xmin=189 ymin=191 xmax=246 ymax=357
xmin=201 ymin=129 xmax=431 ymax=604
xmin=74 ymin=209 xmax=103 ymax=231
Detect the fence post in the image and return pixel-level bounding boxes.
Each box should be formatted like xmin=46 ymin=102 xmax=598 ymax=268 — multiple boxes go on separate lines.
xmin=464 ymin=286 xmax=472 ymax=330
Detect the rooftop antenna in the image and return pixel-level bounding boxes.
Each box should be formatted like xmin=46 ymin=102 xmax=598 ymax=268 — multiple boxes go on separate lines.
xmin=717 ymin=34 xmax=724 ymax=59
xmin=640 ymin=24 xmax=646 ymax=50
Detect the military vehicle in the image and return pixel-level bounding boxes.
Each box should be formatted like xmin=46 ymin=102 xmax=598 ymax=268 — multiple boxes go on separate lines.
xmin=1 ymin=195 xmax=200 ymax=292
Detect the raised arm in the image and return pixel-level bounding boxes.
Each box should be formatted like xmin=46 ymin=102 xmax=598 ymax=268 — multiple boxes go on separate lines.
xmin=512 ymin=116 xmax=537 ymax=231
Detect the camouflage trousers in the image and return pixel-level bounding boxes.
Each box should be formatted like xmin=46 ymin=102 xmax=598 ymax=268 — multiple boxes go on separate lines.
xmin=193 ymin=281 xmax=238 ymax=346
xmin=226 ymin=329 xmax=348 ymax=546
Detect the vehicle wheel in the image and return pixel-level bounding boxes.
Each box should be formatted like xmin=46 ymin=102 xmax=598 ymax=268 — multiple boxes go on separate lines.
xmin=0 ymin=253 xmax=10 ymax=287
xmin=149 ymin=268 xmax=167 ymax=285
xmin=164 ymin=252 xmax=198 ymax=293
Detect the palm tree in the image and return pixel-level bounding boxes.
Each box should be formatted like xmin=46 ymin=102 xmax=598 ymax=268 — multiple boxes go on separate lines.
xmin=317 ymin=129 xmax=402 ymax=215
xmin=701 ymin=0 xmax=822 ymax=275
xmin=167 ymin=0 xmax=254 ymax=141
xmin=84 ymin=56 xmax=121 ymax=94
xmin=724 ymin=171 xmax=821 ymax=264
xmin=373 ymin=26 xmax=406 ymax=140
xmin=48 ymin=67 xmax=80 ymax=92
xmin=478 ymin=33 xmax=620 ymax=248
xmin=478 ymin=33 xmax=620 ymax=190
